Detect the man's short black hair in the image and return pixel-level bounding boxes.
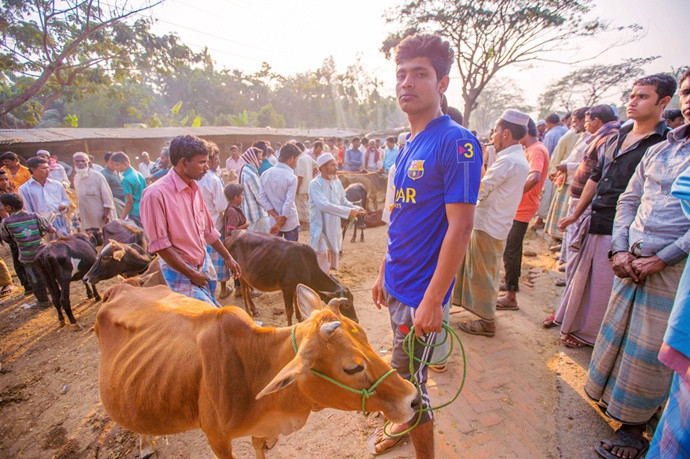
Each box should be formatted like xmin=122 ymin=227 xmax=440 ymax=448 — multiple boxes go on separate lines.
xmin=110 ymin=152 xmax=129 ymax=163
xmin=26 ymin=156 xmax=47 ymax=172
xmin=0 ymin=193 xmax=23 ymax=211
xmin=446 ymin=107 xmax=464 ymax=126
xmin=545 ymin=113 xmax=560 ymax=125
xmin=681 ymin=68 xmax=690 ymax=87
xmin=252 ymin=140 xmax=269 ymax=154
xmin=395 ymin=33 xmax=454 ymax=80
xmin=224 ymin=182 xmax=244 ymax=202
xmin=663 ymin=109 xmax=683 ymax=121
xmin=313 ymin=141 xmax=323 ymax=150
xmin=526 ymin=118 xmax=538 ymax=138
xmin=169 ymin=135 xmax=211 ymax=166
xmin=104 ymin=152 xmax=114 ymax=162
xmin=0 ymin=152 xmax=19 ymax=162
xmin=634 ymin=73 xmax=677 ymax=102
xmin=208 ymin=142 xmax=220 ymax=158
xmin=295 ymin=141 xmax=306 ymax=152
xmin=587 ymin=105 xmax=618 ymax=124
xmin=279 ymin=143 xmax=302 ymax=162
xmin=499 ymin=119 xmax=528 ymax=140
xmin=573 ymin=107 xmax=590 ymax=121
xmin=386 ymin=136 xmax=396 ymax=143
xmin=351 ymin=137 xmax=360 ymax=143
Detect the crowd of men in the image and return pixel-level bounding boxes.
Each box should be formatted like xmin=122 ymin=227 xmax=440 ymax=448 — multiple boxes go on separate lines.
xmin=0 ymin=32 xmax=688 ymax=459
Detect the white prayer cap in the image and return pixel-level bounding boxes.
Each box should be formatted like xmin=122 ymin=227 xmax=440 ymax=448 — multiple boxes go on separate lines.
xmin=536 ymin=119 xmax=547 ymax=127
xmin=317 ymin=153 xmax=336 ymax=168
xmin=73 ymin=152 xmax=88 ymax=160
xmin=500 ymin=110 xmax=530 ymax=127
xmin=36 ymin=149 xmax=50 ymax=157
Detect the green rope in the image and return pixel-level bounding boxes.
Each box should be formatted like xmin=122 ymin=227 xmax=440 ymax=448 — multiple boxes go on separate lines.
xmin=290 ymin=322 xmax=467 ymax=436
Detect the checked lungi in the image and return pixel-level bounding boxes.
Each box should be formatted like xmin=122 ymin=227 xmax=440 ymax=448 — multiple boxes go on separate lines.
xmin=584 ymin=261 xmax=685 ymax=424
xmin=206 ymin=243 xmax=230 ymax=283
xmin=159 ymin=252 xmax=220 ymax=307
xmin=648 ymin=373 xmax=690 ymax=457
xmin=452 ymin=229 xmax=505 ymax=322
xmin=545 ymin=183 xmax=570 ymax=239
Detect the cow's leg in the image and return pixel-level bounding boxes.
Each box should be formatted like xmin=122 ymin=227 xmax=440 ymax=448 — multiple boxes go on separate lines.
xmin=59 ymin=280 xmax=79 ymax=328
xmin=240 ymin=278 xmax=259 ymax=317
xmin=342 ymin=224 xmax=348 ymax=243
xmin=251 ymin=436 xmax=278 ymax=459
xmin=44 ymin=277 xmax=65 ymax=326
xmin=360 ymin=226 xmax=365 ymax=242
xmin=206 ymin=433 xmax=235 ymax=459
xmin=139 ymin=435 xmax=155 ymax=459
xmin=82 ymin=279 xmax=94 ymax=299
xmin=91 ymin=283 xmax=101 ymax=301
xmin=350 ymin=225 xmax=356 ymax=243
xmin=283 ymin=288 xmax=295 ymax=326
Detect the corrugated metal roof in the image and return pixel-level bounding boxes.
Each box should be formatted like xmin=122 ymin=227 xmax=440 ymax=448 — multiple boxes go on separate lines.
xmin=0 ymin=126 xmax=364 ymax=145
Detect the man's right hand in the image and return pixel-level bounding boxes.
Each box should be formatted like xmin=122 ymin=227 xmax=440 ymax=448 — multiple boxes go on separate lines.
xmin=611 ymin=251 xmax=639 ymax=282
xmin=349 ymin=209 xmax=360 ymax=219
xmin=557 ymin=215 xmax=577 ymax=232
xmin=188 ymin=269 xmax=209 ymax=287
xmin=371 ymin=275 xmax=388 ymax=309
xmin=556 ymin=164 xmax=567 ymax=172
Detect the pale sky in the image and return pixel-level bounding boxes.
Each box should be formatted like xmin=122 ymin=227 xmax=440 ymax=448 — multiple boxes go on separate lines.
xmin=148 ymin=0 xmax=689 ymax=117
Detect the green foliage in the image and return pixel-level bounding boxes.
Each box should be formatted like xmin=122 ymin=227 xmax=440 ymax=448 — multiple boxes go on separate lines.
xmin=63 ymin=114 xmax=78 ymax=127
xmin=472 ymin=79 xmax=530 ymax=134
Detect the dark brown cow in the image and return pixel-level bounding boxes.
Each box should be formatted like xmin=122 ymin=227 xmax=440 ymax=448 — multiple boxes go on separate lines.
xmin=95 ymin=283 xmax=418 ymax=459
xmin=225 ymin=230 xmax=357 ymax=325
xmin=83 ymin=241 xmax=154 ymax=284
xmin=34 ymin=234 xmax=100 ymax=328
xmin=102 ymin=219 xmax=148 ymax=249
xmin=337 ymin=171 xmax=387 ymax=210
xmin=342 ymin=183 xmax=367 ymax=243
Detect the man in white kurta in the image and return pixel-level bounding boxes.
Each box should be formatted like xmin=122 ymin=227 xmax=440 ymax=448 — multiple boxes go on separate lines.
xmin=308 ymin=153 xmax=362 ymax=273
xmin=72 ymin=152 xmax=116 ymax=230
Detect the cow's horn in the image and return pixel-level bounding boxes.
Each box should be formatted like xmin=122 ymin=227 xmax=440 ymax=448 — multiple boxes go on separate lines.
xmin=320 ymin=321 xmax=341 ymax=338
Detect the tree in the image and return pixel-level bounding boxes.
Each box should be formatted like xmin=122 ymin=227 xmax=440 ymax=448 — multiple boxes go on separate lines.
xmin=471 ymin=78 xmax=530 ymax=133
xmin=382 ymin=0 xmax=641 ymax=126
xmin=538 ymin=57 xmax=658 ymax=116
xmin=0 ymin=0 xmax=163 ymax=122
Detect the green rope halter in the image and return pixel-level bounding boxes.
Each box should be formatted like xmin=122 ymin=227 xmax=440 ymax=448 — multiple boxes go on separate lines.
xmin=291 ymin=324 xmax=397 ymax=416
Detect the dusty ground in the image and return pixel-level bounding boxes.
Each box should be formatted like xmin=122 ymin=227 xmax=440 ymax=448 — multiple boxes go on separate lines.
xmin=0 ymin=225 xmax=628 ymax=458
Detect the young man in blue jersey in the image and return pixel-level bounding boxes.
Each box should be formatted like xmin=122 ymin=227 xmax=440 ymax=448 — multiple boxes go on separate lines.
xmin=370 ymin=34 xmax=482 ymax=457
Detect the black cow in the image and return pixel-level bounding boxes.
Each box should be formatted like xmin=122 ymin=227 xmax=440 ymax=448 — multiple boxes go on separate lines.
xmin=224 ymin=230 xmax=358 ymax=325
xmin=35 ymin=234 xmax=101 ymax=328
xmin=83 ymin=241 xmax=155 ymax=284
xmin=102 ymin=219 xmax=148 ymax=249
xmin=342 ymin=183 xmax=367 ymax=243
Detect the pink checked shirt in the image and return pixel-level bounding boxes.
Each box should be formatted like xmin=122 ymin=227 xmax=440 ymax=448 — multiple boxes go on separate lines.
xmin=140 ymin=169 xmax=220 ymax=267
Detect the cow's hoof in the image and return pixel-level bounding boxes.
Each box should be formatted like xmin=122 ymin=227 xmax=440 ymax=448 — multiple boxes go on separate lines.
xmin=94 ymin=295 xmax=101 ymax=302
xmin=58 ymin=319 xmax=66 ymax=328
xmin=252 ymin=311 xmax=261 ymax=318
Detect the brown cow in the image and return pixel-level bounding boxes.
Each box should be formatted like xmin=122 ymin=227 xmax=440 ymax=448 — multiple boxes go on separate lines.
xmin=225 ymin=230 xmax=357 ymax=325
xmin=337 ymin=171 xmax=387 ymax=210
xmin=95 ymin=283 xmax=418 ymax=459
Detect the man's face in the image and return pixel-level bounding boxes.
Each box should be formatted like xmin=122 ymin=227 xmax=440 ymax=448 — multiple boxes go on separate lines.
xmin=572 ymin=116 xmax=586 ymax=133
xmin=209 ymin=155 xmax=220 ymax=171
xmin=327 ymin=140 xmax=335 ymax=149
xmin=142 ymin=153 xmax=150 ymax=162
xmin=585 ymin=115 xmax=602 ymax=134
xmin=396 ymin=56 xmax=448 ymax=115
xmin=323 ymin=160 xmax=338 ymax=177
xmin=352 ymin=139 xmax=360 ymax=149
xmin=313 ymin=146 xmax=322 ymax=157
xmin=562 ymin=115 xmax=571 ymax=127
xmin=337 ymin=140 xmax=343 ymax=147
xmin=181 ymin=154 xmax=209 ymax=180
xmin=161 ymin=155 xmax=171 ymax=168
xmin=32 ymin=163 xmax=50 ymax=181
xmin=113 ymin=162 xmax=128 ymax=173
xmin=627 ymin=84 xmax=664 ymax=121
xmin=0 ymin=174 xmax=10 ymax=191
xmin=537 ymin=124 xmax=546 ymax=135
xmin=2 ymin=159 xmax=17 ymax=169
xmin=286 ymin=155 xmax=298 ymax=170
xmin=492 ymin=121 xmax=506 ymax=152
xmin=667 ymin=116 xmax=685 ymax=129
xmin=386 ymin=139 xmax=395 ymax=148
xmin=74 ymin=157 xmax=88 ymax=169
xmin=230 ymin=148 xmax=239 ymax=159
xmin=679 ymin=77 xmax=690 ymax=123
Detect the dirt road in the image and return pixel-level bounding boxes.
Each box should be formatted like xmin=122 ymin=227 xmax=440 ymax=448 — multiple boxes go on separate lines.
xmin=0 ymin=226 xmax=624 ymax=458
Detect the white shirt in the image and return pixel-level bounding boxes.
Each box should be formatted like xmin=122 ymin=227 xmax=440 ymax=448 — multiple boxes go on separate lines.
xmin=138 ymin=161 xmax=153 ymax=179
xmin=196 ymin=168 xmax=228 ymax=232
xmin=562 ymin=132 xmax=591 ymax=185
xmin=308 ymin=175 xmax=359 ymax=253
xmin=18 ymin=177 xmax=71 ymax=217
xmin=258 ymin=162 xmax=299 ymax=231
xmin=474 ymin=144 xmax=530 ymax=240
xmin=295 ymin=153 xmax=316 ymax=195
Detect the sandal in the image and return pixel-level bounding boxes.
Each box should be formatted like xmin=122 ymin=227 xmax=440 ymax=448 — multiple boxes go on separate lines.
xmin=457 ymin=320 xmax=495 ymax=337
xmin=429 ymin=364 xmax=447 ymax=373
xmin=595 ymin=430 xmax=649 ymax=459
xmin=542 ymin=314 xmax=557 ymax=328
xmin=0 ymin=285 xmax=13 ymax=298
xmin=561 ymin=334 xmax=588 ymax=348
xmin=495 ymin=297 xmax=519 ymax=311
xmin=367 ymin=426 xmax=408 ymax=456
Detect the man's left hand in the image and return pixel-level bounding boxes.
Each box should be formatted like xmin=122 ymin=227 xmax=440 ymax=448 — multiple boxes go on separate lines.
xmin=631 ymin=255 xmax=666 ymax=283
xmin=102 ymin=209 xmax=111 ymax=223
xmin=226 ymin=256 xmax=242 ymax=279
xmin=413 ymin=297 xmax=443 ymax=338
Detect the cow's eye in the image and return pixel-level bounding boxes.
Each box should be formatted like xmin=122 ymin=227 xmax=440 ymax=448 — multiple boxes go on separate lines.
xmin=343 ymin=364 xmax=364 ymax=375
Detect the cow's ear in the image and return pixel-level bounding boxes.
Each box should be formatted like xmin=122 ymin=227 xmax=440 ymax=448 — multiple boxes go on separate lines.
xmin=255 ymin=354 xmax=310 ymax=399
xmin=296 ymin=284 xmax=322 ymax=318
xmin=112 ymin=248 xmax=125 ymax=261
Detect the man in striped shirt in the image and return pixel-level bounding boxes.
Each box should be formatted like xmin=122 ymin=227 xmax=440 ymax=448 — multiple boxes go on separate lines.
xmin=0 ymin=193 xmax=55 ymax=307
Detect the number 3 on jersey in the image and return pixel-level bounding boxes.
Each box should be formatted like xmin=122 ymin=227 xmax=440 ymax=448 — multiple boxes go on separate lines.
xmin=457 ymin=140 xmax=476 ymax=163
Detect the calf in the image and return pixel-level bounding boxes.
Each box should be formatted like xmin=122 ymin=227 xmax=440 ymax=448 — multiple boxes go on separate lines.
xmin=337 ymin=171 xmax=387 ymax=210
xmin=225 ymin=230 xmax=358 ymax=325
xmin=102 ymin=219 xmax=148 ymax=249
xmin=342 ymin=183 xmax=367 ymax=243
xmin=35 ymin=234 xmax=101 ymax=328
xmin=96 ymin=283 xmax=418 ymax=459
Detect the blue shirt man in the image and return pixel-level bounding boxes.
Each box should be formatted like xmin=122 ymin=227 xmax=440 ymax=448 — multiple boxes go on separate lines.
xmin=344 ymin=138 xmax=363 ymax=171
xmin=258 ymin=144 xmax=300 ymax=241
xmin=111 ymin=152 xmax=147 ymax=225
xmin=383 ymin=137 xmax=399 ymax=172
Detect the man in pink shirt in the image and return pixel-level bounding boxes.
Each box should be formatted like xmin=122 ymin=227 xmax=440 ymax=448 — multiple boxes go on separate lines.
xmin=140 ymin=135 xmax=240 ymax=306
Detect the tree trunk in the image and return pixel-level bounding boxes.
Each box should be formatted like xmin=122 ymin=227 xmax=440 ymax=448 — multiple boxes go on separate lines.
xmin=0 ymin=63 xmax=59 ymax=117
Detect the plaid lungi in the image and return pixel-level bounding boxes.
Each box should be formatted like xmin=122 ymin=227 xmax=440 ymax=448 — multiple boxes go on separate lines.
xmin=207 ymin=243 xmax=230 ymax=282
xmin=584 ymin=261 xmax=685 ymax=424
xmin=159 ymin=252 xmax=220 ymax=307
xmin=648 ymin=373 xmax=690 ymax=457
xmin=545 ymin=184 xmax=570 ymax=238
xmin=452 ymin=229 xmax=505 ymax=321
